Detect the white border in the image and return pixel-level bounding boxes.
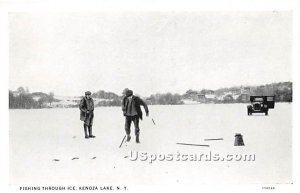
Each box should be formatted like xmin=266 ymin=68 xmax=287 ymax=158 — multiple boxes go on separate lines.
xmin=1 ymin=0 xmax=299 ymax=193
xmin=0 ymin=2 xmax=9 ymax=193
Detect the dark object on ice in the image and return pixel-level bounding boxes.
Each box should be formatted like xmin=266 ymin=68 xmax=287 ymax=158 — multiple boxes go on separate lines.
xmin=72 ymin=157 xmax=79 ymax=160
xmin=92 ymin=157 xmax=96 ymax=159
xmin=176 ymin=143 xmax=209 ymax=147
xmin=152 ymin=118 xmax=156 ymax=125
xmin=204 ymin=138 xmax=224 ymax=141
xmin=136 ymin=135 xmax=140 ymax=143
xmin=73 ymin=136 xmax=76 ymax=139
xmin=247 ymin=96 xmax=275 ymax=116
xmin=53 ymin=159 xmax=60 ymax=161
xmin=234 ymin=133 xmax=245 ymax=146
xmin=119 ymin=135 xmax=126 ymax=148
xmin=79 ymin=91 xmax=95 ymax=138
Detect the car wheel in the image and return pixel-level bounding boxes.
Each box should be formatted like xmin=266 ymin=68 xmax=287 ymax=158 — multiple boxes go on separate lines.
xmin=248 ymin=110 xmax=252 ymax=116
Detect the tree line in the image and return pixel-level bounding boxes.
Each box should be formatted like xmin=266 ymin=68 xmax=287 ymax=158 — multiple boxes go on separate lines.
xmin=94 ymin=89 xmax=183 ymax=106
xmin=9 ymin=82 xmax=292 ymax=109
xmin=9 ymin=87 xmax=56 ymax=109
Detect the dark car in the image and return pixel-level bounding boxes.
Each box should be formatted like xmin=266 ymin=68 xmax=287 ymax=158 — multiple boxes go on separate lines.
xmin=247 ymin=96 xmax=275 ymax=116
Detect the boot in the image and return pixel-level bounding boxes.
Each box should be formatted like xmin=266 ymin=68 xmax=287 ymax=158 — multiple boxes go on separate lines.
xmin=88 ymin=126 xmax=96 ymax=138
xmin=136 ymin=135 xmax=140 ymax=143
xmin=84 ymin=124 xmax=89 ymax=139
xmin=126 ymin=134 xmax=131 ymax=142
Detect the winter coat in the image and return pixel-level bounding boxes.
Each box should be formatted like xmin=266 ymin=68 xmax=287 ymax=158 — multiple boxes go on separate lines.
xmin=122 ymin=95 xmax=149 ymax=120
xmin=79 ymin=97 xmax=94 ymax=121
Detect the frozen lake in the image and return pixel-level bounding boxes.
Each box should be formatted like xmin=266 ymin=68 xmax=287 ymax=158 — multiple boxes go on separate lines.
xmin=9 ymin=103 xmax=292 ymax=185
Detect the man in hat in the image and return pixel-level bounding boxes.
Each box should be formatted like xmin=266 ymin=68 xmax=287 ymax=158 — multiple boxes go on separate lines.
xmin=79 ymin=91 xmax=95 ymax=139
xmin=122 ymin=89 xmax=149 ymax=143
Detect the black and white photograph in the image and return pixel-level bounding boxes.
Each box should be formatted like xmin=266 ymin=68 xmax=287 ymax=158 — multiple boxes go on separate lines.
xmin=1 ymin=0 xmax=300 ymax=193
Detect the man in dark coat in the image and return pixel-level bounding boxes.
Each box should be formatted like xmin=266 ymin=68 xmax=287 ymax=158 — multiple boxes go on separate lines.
xmin=122 ymin=89 xmax=149 ymax=143
xmin=79 ymin=91 xmax=95 ymax=139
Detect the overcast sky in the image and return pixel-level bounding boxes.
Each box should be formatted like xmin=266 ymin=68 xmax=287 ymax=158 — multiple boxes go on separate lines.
xmin=9 ymin=12 xmax=292 ymax=96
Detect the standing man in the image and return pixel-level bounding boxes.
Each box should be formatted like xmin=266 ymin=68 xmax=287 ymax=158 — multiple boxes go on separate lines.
xmin=122 ymin=89 xmax=149 ymax=143
xmin=79 ymin=91 xmax=95 ymax=139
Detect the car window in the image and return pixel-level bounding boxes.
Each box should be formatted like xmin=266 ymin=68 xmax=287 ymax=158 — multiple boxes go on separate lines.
xmin=253 ymin=98 xmax=263 ymax=102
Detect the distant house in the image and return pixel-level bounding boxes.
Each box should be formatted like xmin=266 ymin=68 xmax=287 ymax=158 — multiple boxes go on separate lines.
xmin=195 ymin=94 xmax=216 ymax=103
xmin=205 ymin=94 xmax=216 ymax=102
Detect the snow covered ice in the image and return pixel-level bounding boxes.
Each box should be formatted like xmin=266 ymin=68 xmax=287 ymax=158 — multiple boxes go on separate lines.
xmin=9 ymin=103 xmax=292 ymax=185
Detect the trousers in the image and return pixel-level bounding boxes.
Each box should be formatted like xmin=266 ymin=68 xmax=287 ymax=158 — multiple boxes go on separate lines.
xmin=125 ymin=115 xmax=140 ymax=136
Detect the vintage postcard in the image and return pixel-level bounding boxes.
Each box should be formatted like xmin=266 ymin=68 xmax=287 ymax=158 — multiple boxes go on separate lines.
xmin=1 ymin=0 xmax=299 ymax=193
